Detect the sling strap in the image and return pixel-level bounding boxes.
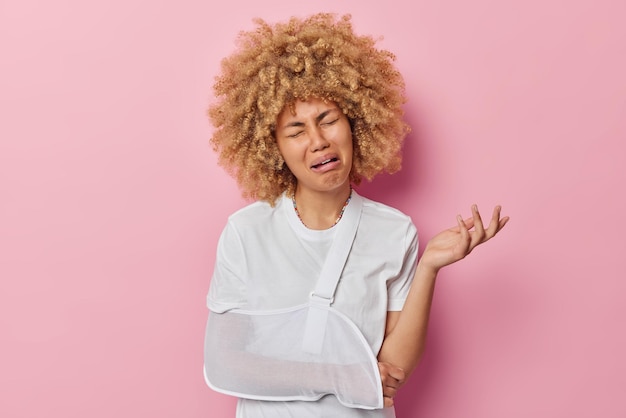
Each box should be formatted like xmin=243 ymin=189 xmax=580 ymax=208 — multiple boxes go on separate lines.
xmin=301 ymin=192 xmax=363 ymax=354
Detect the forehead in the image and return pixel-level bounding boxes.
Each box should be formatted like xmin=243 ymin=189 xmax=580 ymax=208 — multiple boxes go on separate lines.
xmin=277 ymin=98 xmax=339 ymax=124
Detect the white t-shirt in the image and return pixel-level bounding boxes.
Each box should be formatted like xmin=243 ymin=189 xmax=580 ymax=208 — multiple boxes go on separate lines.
xmin=207 ymin=191 xmax=418 ymax=418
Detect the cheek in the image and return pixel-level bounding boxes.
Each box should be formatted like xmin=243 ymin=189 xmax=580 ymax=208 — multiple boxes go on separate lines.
xmin=342 ymin=131 xmax=354 ymax=155
xmin=278 ymin=142 xmax=305 ymax=166
xmin=276 ymin=139 xmax=292 ymax=157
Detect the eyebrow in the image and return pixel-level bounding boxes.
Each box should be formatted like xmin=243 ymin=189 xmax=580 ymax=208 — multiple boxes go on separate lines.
xmin=281 ymin=108 xmax=340 ymax=129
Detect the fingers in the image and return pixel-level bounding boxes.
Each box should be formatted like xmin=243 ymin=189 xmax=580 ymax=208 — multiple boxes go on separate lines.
xmin=468 ymin=204 xmax=486 ymax=251
xmin=457 ymin=214 xmax=470 ymax=240
xmin=386 ymin=365 xmax=406 ymax=382
xmin=466 ymin=204 xmax=509 ymax=251
xmin=456 ymin=214 xmax=474 ymax=230
xmin=497 ymin=206 xmax=510 ymax=230
xmin=378 ymin=362 xmax=406 ymax=408
xmin=458 ymin=205 xmax=486 ymax=254
xmin=484 ymin=205 xmax=502 ymax=238
xmin=379 ymin=362 xmax=405 ymax=389
xmin=484 ymin=205 xmax=509 ymax=238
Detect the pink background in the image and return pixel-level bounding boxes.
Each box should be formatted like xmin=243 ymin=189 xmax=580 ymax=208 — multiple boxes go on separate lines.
xmin=1 ymin=0 xmax=624 ymax=417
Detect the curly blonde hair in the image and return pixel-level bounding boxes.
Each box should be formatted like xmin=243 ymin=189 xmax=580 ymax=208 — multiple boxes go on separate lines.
xmin=208 ymin=13 xmax=410 ymax=204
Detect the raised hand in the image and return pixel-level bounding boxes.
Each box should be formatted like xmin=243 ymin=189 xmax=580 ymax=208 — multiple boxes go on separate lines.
xmin=420 ymin=205 xmax=509 ymax=272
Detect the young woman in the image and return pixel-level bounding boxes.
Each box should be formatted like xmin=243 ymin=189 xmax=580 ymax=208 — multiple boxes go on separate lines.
xmin=203 ymin=13 xmax=508 ymax=418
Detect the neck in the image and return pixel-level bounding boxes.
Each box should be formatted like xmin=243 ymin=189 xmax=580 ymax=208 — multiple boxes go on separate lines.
xmin=293 ymin=185 xmax=352 ymax=230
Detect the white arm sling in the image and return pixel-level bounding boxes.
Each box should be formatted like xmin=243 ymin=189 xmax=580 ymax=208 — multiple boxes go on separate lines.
xmin=203 ymin=195 xmax=385 ymax=409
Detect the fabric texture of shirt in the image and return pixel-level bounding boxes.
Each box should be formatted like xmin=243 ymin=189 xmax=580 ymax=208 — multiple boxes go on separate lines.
xmin=206 ymin=191 xmax=419 ymax=418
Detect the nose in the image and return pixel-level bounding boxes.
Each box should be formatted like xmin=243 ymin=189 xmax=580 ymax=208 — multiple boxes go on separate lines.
xmin=309 ymin=126 xmax=330 ymax=152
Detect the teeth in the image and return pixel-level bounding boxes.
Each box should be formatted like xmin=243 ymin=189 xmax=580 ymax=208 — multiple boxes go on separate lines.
xmin=312 ymin=158 xmax=337 ymax=169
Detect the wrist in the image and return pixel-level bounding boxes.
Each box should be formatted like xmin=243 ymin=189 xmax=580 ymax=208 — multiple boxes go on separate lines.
xmin=415 ymin=260 xmax=439 ymax=279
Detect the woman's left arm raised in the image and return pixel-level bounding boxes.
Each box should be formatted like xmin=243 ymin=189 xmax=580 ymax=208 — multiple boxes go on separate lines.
xmin=377 ymin=205 xmax=509 ymax=406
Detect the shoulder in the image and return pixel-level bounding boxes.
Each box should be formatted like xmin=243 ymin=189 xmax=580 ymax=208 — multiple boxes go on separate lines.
xmin=360 ymin=195 xmax=410 ymax=219
xmin=354 ymin=192 xmax=418 ymax=253
xmin=357 ymin=192 xmax=415 ymax=230
xmin=223 ymin=195 xmax=290 ymax=240
xmin=227 ymin=199 xmax=275 ymax=224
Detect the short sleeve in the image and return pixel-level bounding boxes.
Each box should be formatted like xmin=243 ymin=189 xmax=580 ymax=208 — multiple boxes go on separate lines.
xmin=387 ymin=222 xmax=418 ymax=311
xmin=207 ymin=220 xmax=248 ymax=313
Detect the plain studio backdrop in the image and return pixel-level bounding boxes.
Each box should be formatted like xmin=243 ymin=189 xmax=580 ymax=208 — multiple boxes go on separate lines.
xmin=1 ymin=0 xmax=624 ymax=417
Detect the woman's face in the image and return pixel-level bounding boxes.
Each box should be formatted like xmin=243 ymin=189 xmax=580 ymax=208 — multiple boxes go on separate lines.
xmin=275 ymin=98 xmax=353 ymax=195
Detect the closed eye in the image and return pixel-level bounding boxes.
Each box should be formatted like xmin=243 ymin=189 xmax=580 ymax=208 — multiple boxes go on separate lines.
xmin=321 ymin=118 xmax=339 ymax=126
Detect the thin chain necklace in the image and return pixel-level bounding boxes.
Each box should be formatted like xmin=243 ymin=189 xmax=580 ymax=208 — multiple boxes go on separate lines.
xmin=292 ymin=188 xmax=352 ymax=229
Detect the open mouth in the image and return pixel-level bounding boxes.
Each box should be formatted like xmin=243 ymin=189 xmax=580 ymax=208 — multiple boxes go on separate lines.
xmin=311 ymin=157 xmax=338 ymax=169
